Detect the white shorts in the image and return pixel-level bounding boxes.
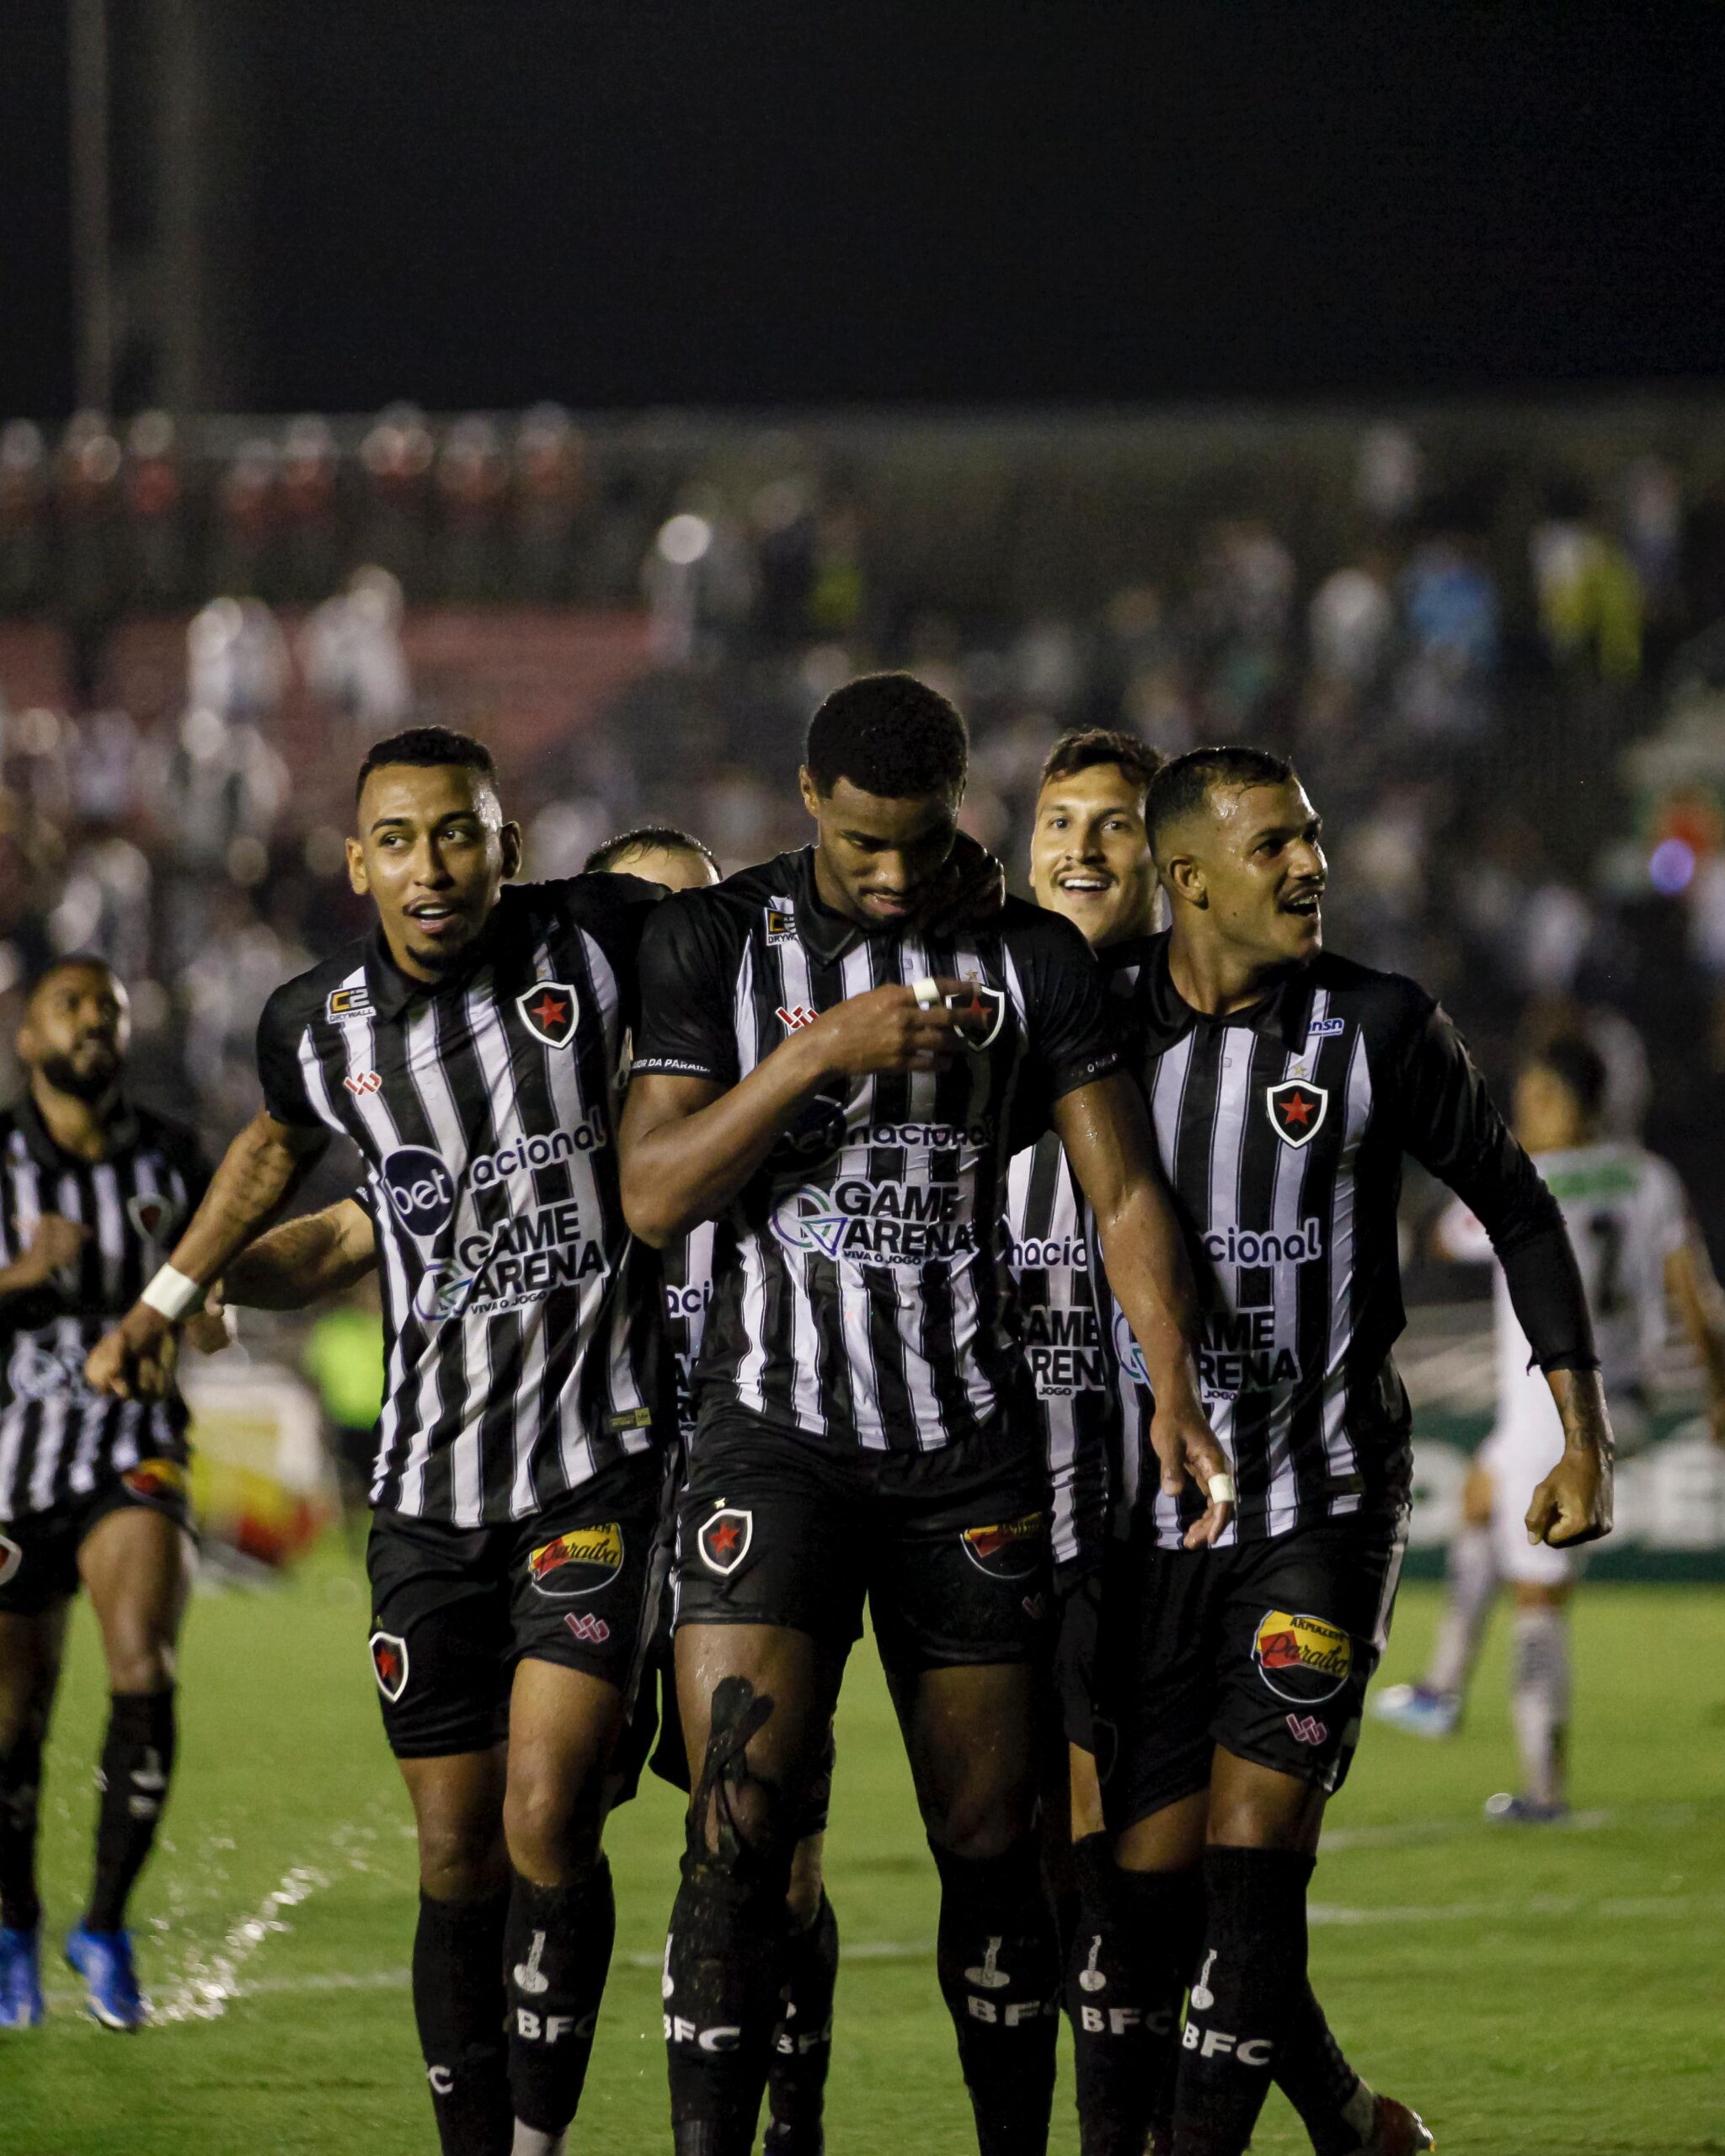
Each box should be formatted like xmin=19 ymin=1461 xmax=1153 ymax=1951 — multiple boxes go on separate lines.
xmin=1478 ymin=1396 xmax=1639 ymax=1588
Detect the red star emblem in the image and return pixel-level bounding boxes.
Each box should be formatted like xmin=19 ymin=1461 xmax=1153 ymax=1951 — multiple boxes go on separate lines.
xmin=1280 ymin=1090 xmax=1316 ymax=1127
xmin=710 ymin=1520 xmax=740 ymax=1557
xmin=528 ymin=991 xmax=568 ymax=1033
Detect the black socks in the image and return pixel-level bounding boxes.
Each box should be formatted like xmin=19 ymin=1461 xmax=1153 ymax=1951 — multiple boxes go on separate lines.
xmin=1172 ymin=1846 xmax=1314 ymax=2156
xmin=765 ymin=1888 xmax=840 ymax=2154
xmin=1064 ymin=1837 xmax=1198 ymax=2156
xmin=930 ymin=1837 xmax=1060 ymax=2156
xmin=504 ymin=1859 xmax=617 ymax=2140
xmin=0 ymin=1723 xmax=45 ymax=1934
xmin=84 ymin=1689 xmax=175 ymax=1934
xmin=414 ymin=1886 xmax=512 ymax=2156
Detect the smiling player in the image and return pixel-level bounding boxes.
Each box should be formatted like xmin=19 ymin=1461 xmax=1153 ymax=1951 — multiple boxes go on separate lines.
xmin=88 ymin=728 xmax=675 ymax=2156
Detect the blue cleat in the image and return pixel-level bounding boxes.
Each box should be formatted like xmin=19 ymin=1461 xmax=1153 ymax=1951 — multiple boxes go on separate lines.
xmin=0 ymin=1926 xmax=45 ymax=2028
xmin=64 ymin=1925 xmax=148 ymax=2031
xmin=1484 ymin=1791 xmax=1569 ymax=1825
xmin=1370 ymin=1682 xmax=1461 ymax=1738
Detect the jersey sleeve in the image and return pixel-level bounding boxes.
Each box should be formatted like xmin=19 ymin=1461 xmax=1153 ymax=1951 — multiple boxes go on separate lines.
xmin=1392 ymin=995 xmax=1597 ymax=1372
xmin=1017 ymin=912 xmax=1123 ymax=1105
xmin=254 ymin=980 xmax=323 ymax=1129
xmin=629 ymin=893 xmax=745 ymax=1084
xmin=544 ymin=873 xmax=664 ymax=1027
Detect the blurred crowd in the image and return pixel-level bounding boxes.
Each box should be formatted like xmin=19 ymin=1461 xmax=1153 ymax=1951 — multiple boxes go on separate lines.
xmin=7 ymin=402 xmax=1725 ymax=1246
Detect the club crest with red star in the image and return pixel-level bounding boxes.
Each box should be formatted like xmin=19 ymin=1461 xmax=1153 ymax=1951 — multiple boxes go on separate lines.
xmin=369 ymin=1630 xmax=409 ymax=1703
xmin=516 ymin=980 xmax=579 ymax=1049
xmin=1265 ymin=1077 xmax=1328 ymax=1149
xmin=697 ymin=1506 xmax=753 ymax=1577
xmin=126 ymin=1192 xmax=180 ymax=1240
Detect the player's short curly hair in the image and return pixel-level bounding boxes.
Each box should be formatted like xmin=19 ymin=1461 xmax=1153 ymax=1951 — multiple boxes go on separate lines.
xmin=1146 ymin=745 xmax=1295 ymax=856
xmin=355 ymin=725 xmax=495 ymax=803
xmin=1038 ymin=727 xmax=1162 ymax=797
xmin=804 ymin=672 xmax=968 ymax=801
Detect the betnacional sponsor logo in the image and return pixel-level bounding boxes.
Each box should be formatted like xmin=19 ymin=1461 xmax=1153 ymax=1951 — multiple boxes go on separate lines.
xmin=527 ymin=1522 xmax=624 ymax=1598
xmin=1252 ymin=1609 xmax=1354 ymax=1705
xmin=1200 ymin=1219 xmax=1325 ymax=1267
xmin=959 ymin=1513 xmax=1044 ymax=1581
xmin=1009 ymin=1233 xmax=1088 ymax=1272
xmin=770 ymin=1178 xmax=978 ymax=1267
xmin=121 ymin=1458 xmax=190 ymax=1507
xmin=370 ymin=1630 xmax=409 ymax=1702
xmin=382 ymin=1146 xmax=457 ymax=1236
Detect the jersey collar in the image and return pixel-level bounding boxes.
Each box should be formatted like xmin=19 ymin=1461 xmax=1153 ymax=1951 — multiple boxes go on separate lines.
xmin=14 ymin=1087 xmax=139 ymax=1169
xmin=1140 ymin=931 xmax=1314 ymax=1051
xmin=787 ymin=846 xmax=874 ymax=963
xmin=362 ymin=900 xmax=508 ymax=1022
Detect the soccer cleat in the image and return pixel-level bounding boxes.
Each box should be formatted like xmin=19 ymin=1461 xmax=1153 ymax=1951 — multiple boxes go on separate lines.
xmin=762 ymin=2123 xmax=824 ymax=2154
xmin=1361 ymin=2093 xmax=1437 ymax=2152
xmin=1370 ymin=1683 xmax=1460 ymax=1738
xmin=64 ymin=1925 xmax=148 ymax=2031
xmin=0 ymin=1926 xmax=45 ymax=2028
xmin=1484 ymin=1792 xmax=1568 ymax=1825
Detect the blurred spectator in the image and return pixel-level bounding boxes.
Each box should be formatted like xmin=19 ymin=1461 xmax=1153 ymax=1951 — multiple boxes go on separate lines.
xmin=300 ymin=567 xmax=412 ymax=738
xmin=358 ymin=403 xmax=435 ymax=588
xmin=0 ymin=421 xmax=49 ymax=611
xmin=1355 ymin=423 xmax=1423 ymax=529
xmin=1396 ymin=526 xmax=1499 ymax=741
xmin=56 ymin=411 xmax=125 ymax=707
xmin=1532 ymin=480 xmax=1644 ymax=682
xmin=512 ymin=403 xmax=584 ymax=601
xmin=187 ymin=596 xmax=290 ymax=728
xmin=280 ymin=415 xmax=344 ymax=602
xmin=124 ymin=411 xmax=188 ymax=607
xmin=210 ymin=436 xmax=281 ymax=599
xmin=437 ymin=414 xmax=509 ymax=598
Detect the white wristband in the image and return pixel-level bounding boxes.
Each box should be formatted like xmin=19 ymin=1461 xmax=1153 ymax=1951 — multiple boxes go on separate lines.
xmin=141 ymin=1264 xmax=206 ymax=1322
xmin=911 ymin=975 xmax=941 ymax=1010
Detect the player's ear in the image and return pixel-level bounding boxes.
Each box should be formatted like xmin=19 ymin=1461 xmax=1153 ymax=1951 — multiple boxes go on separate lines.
xmin=1164 ymin=851 xmax=1206 ymax=910
xmin=798 ymin=766 xmax=821 ymax=820
xmin=499 ymin=820 xmax=524 ymax=882
xmin=345 ymin=835 xmax=370 ymax=897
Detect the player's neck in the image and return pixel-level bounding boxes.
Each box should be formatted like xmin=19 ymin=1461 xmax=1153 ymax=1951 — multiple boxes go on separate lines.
xmin=28 ymin=1072 xmax=117 ymax=1161
xmin=1166 ymin=927 xmax=1298 ymax=1018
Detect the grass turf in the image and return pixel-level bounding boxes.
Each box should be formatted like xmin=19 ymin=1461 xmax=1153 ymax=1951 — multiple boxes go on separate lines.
xmin=5 ymin=1562 xmax=1724 ymax=2155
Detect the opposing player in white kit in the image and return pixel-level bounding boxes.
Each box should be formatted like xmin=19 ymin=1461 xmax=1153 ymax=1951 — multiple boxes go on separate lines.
xmin=1374 ymin=1034 xmax=1725 ymax=1817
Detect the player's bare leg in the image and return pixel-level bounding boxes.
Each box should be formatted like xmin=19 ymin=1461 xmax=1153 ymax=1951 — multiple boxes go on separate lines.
xmin=894 ymin=1659 xmax=1059 ymax=2156
xmin=499 ymin=1657 xmax=631 ymax=2154
xmin=66 ymin=1502 xmax=191 ymax=2026
xmin=665 ymin=1622 xmax=842 ymax=2156
xmin=0 ymin=1600 xmax=69 ymax=2026
xmin=400 ymin=1747 xmax=511 ymax=2156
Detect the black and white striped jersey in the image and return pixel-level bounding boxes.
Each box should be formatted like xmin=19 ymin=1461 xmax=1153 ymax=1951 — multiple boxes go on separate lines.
xmin=255 ymin=876 xmax=670 ymax=1528
xmin=1104 ymin=931 xmax=1582 ymax=1548
xmin=0 ymin=1097 xmax=210 ymax=1519
xmin=632 ymin=848 xmax=1121 ymax=1454
xmin=1003 ymin=1133 xmax=1130 ymax=1576
xmin=664 ymin=1220 xmax=716 ymax=1447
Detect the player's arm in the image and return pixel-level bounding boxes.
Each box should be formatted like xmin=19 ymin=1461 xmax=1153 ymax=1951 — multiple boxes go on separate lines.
xmin=1666 ymin=1229 xmax=1725 ymax=1447
xmin=617 ymin=892 xmax=964 ymax=1246
xmin=1055 ymin=1072 xmax=1233 ymax=1548
xmin=1397 ymin=999 xmax=1611 ymax=1548
xmin=219 ymin=1198 xmax=377 ymax=1311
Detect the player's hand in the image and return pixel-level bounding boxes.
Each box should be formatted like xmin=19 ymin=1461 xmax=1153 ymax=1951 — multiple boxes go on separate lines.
xmin=1525 ymin=1446 xmax=1613 ymax=1550
xmin=85 ymin=1303 xmax=183 ymax=1402
xmin=183 ymin=1284 xmax=235 ymax=1356
xmin=804 ymin=981 xmax=966 ymax=1078
xmin=1149 ymin=1390 xmax=1235 ymax=1549
xmin=19 ymin=1212 xmax=88 ymax=1285
xmin=917 ymin=830 xmax=1007 ymax=934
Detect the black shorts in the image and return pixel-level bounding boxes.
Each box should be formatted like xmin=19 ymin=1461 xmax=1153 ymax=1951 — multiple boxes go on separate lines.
xmin=1094 ymin=1513 xmax=1408 ymax=1833
xmin=0 ymin=1458 xmax=195 ymax=1617
xmin=365 ymin=1449 xmax=670 ymax=1760
xmin=673 ymin=1408 xmax=1052 ymax=1676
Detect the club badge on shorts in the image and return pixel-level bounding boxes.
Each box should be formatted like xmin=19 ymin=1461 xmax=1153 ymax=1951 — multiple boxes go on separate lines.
xmin=0 ymin=1534 xmax=20 ymax=1588
xmin=1252 ymin=1609 xmax=1353 ymax=1704
xmin=697 ymin=1507 xmax=753 ymax=1577
xmin=370 ymin=1630 xmax=410 ymax=1703
xmin=1265 ymin=1079 xmax=1328 ymax=1149
xmin=517 ymin=980 xmax=579 ymax=1049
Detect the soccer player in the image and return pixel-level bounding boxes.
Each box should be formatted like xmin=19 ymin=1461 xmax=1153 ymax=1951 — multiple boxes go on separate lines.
xmin=619 ymin=672 xmax=1231 ymax=2156
xmin=0 ymin=957 xmax=223 ymax=2030
xmin=1373 ymin=1033 xmax=1725 ymax=1819
xmin=586 ymin=822 xmax=843 ymax=2156
xmin=88 ymin=728 xmax=675 ymax=2156
xmin=1082 ymin=744 xmax=1611 ymax=2156
xmin=1021 ymin=732 xmax=1430 ymax=2156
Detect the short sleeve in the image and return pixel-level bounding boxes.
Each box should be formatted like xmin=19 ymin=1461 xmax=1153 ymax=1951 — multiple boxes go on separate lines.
xmin=255 ymin=983 xmax=323 ymax=1129
xmin=1018 ymin=913 xmax=1122 ymax=1104
xmin=629 ymin=893 xmax=744 ymax=1085
xmin=544 ymin=873 xmax=663 ymax=1027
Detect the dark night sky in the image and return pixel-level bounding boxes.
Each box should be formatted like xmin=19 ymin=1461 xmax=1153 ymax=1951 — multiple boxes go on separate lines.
xmin=6 ymin=2 xmax=1725 ymax=417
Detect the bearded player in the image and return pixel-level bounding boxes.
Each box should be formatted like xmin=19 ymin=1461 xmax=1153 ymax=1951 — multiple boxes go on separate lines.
xmin=0 ymin=958 xmax=224 ymax=2031
xmin=1018 ymin=733 xmax=1430 ymax=2156
xmin=1082 ymin=745 xmax=1610 ymax=2156
xmin=621 ymin=673 xmax=1231 ymax=2156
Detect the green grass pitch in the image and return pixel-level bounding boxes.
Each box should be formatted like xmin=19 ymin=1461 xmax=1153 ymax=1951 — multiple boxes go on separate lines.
xmin=6 ymin=1560 xmax=1724 ymax=2154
